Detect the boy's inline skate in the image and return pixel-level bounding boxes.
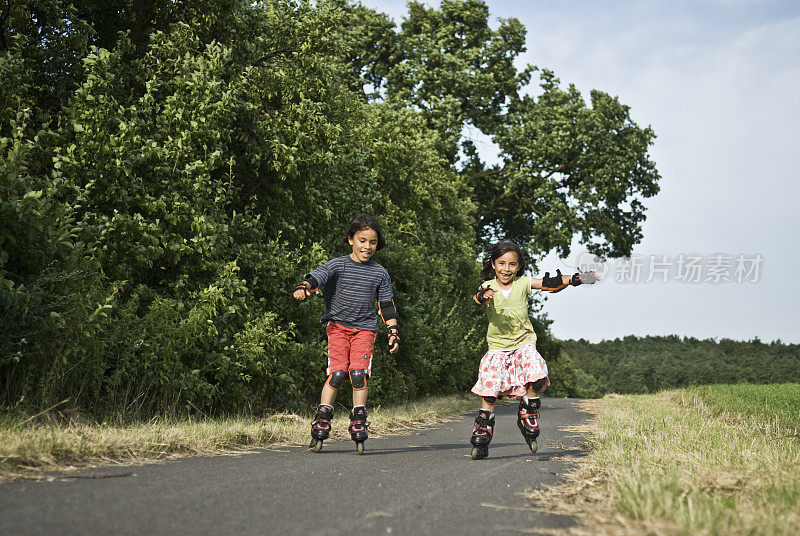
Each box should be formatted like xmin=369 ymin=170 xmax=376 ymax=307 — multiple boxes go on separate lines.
xmin=309 ymin=404 xmax=334 ymax=453
xmin=470 ymin=409 xmax=495 ymax=460
xmin=517 ymin=398 xmax=541 ymax=454
xmin=349 ymin=405 xmax=370 ymax=454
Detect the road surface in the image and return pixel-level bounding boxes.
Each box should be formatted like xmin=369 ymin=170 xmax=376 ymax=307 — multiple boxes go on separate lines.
xmin=0 ymin=398 xmax=591 ymax=536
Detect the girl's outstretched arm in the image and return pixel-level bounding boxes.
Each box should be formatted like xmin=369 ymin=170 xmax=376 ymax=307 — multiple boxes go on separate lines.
xmin=533 ymin=270 xmax=599 ymax=292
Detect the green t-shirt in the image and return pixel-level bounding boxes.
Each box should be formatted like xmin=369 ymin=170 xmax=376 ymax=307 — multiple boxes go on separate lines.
xmin=483 ymin=276 xmax=538 ymax=350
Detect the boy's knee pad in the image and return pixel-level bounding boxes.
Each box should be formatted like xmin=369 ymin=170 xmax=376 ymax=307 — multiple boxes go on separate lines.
xmin=482 ymin=396 xmax=497 ymax=404
xmin=349 ymin=369 xmax=367 ymax=390
xmin=326 ymin=370 xmax=347 ymax=390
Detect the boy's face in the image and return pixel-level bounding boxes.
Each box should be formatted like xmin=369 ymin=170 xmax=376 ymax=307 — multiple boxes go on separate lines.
xmin=492 ymin=251 xmax=520 ymax=285
xmin=349 ymin=229 xmax=379 ymax=263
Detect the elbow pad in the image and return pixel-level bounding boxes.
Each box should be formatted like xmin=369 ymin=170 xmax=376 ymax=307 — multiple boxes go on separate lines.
xmin=541 ymin=270 xmax=568 ymax=293
xmin=378 ymin=299 xmax=397 ymax=321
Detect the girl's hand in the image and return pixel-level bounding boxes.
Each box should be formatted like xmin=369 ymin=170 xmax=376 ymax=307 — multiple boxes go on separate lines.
xmin=473 ymin=284 xmax=495 ymax=306
xmin=570 ymin=271 xmax=601 ymax=286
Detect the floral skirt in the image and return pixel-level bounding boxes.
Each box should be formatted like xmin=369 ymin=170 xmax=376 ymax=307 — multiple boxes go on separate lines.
xmin=470 ymin=343 xmax=549 ymax=397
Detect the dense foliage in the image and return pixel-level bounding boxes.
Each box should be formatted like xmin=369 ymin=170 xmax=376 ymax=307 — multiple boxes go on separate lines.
xmin=1 ymin=0 xmax=658 ymax=418
xmin=563 ymin=336 xmax=800 ymax=395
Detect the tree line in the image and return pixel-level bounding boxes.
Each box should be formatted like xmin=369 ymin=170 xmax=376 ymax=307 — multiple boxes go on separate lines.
xmin=562 ymin=336 xmax=800 ymax=396
xmin=1 ymin=1 xmax=659 ymax=418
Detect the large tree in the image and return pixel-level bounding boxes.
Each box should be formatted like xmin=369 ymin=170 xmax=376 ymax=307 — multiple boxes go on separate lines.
xmin=328 ymin=0 xmax=660 ymax=260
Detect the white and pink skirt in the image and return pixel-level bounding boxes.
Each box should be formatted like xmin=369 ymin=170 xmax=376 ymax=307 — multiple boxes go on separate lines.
xmin=470 ymin=343 xmax=549 ymax=397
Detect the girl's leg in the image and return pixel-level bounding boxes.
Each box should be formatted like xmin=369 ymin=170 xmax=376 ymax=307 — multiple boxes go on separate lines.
xmin=517 ymin=380 xmax=547 ymax=453
xmin=471 ymin=396 xmax=497 ymax=459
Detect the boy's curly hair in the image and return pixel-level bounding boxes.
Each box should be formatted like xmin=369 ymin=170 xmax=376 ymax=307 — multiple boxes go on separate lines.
xmin=343 ymin=214 xmax=386 ymax=251
xmin=480 ymin=240 xmax=527 ymax=280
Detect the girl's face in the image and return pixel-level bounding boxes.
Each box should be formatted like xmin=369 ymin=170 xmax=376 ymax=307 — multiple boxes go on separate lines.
xmin=492 ymin=250 xmax=520 ymax=285
xmin=349 ymin=228 xmax=379 ymax=263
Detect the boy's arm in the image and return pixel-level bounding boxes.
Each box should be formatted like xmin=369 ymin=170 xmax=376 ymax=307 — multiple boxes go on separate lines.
xmin=292 ymin=274 xmax=319 ymax=300
xmin=378 ymin=299 xmax=400 ymax=354
xmin=292 ymin=259 xmax=338 ymax=300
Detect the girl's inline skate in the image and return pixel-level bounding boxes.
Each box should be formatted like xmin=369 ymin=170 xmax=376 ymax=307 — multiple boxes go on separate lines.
xmin=517 ymin=398 xmax=541 ymax=454
xmin=470 ymin=409 xmax=495 ymax=460
xmin=309 ymin=404 xmax=334 ymax=453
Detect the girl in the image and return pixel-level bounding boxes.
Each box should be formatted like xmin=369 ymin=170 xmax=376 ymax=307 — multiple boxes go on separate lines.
xmin=469 ymin=240 xmax=596 ymax=460
xmin=293 ymin=214 xmax=400 ymax=454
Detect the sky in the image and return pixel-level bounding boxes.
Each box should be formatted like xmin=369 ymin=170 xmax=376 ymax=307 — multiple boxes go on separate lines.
xmin=360 ymin=0 xmax=800 ymax=344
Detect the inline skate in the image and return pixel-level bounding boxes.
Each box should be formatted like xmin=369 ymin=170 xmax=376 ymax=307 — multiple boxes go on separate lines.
xmin=470 ymin=409 xmax=495 ymax=460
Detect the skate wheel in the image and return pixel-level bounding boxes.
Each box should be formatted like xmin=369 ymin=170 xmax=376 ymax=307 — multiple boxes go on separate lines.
xmin=309 ymin=439 xmax=323 ymax=453
xmin=471 ymin=446 xmax=488 ymax=460
xmin=356 ymin=442 xmax=364 ymax=455
xmin=529 ymin=440 xmax=538 ymax=454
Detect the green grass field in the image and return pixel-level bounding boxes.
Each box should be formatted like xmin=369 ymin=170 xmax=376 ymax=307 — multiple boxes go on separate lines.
xmin=533 ymin=383 xmax=800 ymax=536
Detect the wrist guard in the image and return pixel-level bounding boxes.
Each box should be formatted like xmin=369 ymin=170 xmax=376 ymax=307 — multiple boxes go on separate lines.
xmin=541 ymin=270 xmax=568 ymax=293
xmin=472 ymin=285 xmax=492 ymax=307
xmin=295 ymin=274 xmax=319 ymax=296
xmin=387 ymin=326 xmax=400 ymax=352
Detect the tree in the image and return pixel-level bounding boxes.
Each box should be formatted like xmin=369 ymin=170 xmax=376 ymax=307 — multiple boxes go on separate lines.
xmin=331 ymin=0 xmax=660 ymax=260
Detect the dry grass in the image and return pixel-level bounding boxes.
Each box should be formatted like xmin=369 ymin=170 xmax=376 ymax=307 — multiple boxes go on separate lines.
xmin=0 ymin=394 xmax=475 ymax=482
xmin=525 ymin=389 xmax=800 ymax=536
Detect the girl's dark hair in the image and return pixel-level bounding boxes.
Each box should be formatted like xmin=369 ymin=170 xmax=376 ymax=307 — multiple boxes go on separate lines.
xmin=480 ymin=240 xmax=527 ymax=280
xmin=344 ymin=214 xmax=386 ymax=251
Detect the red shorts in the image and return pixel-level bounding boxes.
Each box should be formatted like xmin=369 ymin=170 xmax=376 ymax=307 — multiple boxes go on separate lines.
xmin=326 ymin=322 xmax=376 ymax=376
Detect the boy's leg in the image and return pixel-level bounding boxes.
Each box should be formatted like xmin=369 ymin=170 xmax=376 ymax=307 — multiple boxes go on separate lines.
xmin=347 ymin=329 xmax=376 ymax=407
xmin=322 ymin=323 xmax=351 ymax=404
xmin=320 ymin=372 xmax=345 ymax=406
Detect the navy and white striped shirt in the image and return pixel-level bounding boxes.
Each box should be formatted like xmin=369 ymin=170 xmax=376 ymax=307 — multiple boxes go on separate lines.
xmin=310 ymin=255 xmax=394 ymax=331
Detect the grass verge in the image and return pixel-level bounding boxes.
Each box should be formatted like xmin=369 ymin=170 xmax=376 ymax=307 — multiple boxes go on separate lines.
xmin=0 ymin=394 xmax=475 ymax=482
xmin=527 ymin=383 xmax=800 ymax=536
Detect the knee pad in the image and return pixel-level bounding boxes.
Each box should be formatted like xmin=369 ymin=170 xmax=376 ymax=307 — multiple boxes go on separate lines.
xmin=326 ymin=370 xmax=347 ymax=390
xmin=531 ymin=377 xmax=548 ymax=393
xmin=349 ymin=369 xmax=367 ymax=390
xmin=481 ymin=396 xmax=497 ymax=404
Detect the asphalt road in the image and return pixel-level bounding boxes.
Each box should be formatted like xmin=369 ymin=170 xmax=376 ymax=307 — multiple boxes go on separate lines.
xmin=0 ymin=398 xmax=591 ymax=536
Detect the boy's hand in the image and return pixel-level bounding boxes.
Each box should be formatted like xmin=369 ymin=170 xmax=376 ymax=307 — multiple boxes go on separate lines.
xmin=293 ymin=284 xmax=312 ymax=300
xmin=387 ymin=326 xmax=400 ymax=354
